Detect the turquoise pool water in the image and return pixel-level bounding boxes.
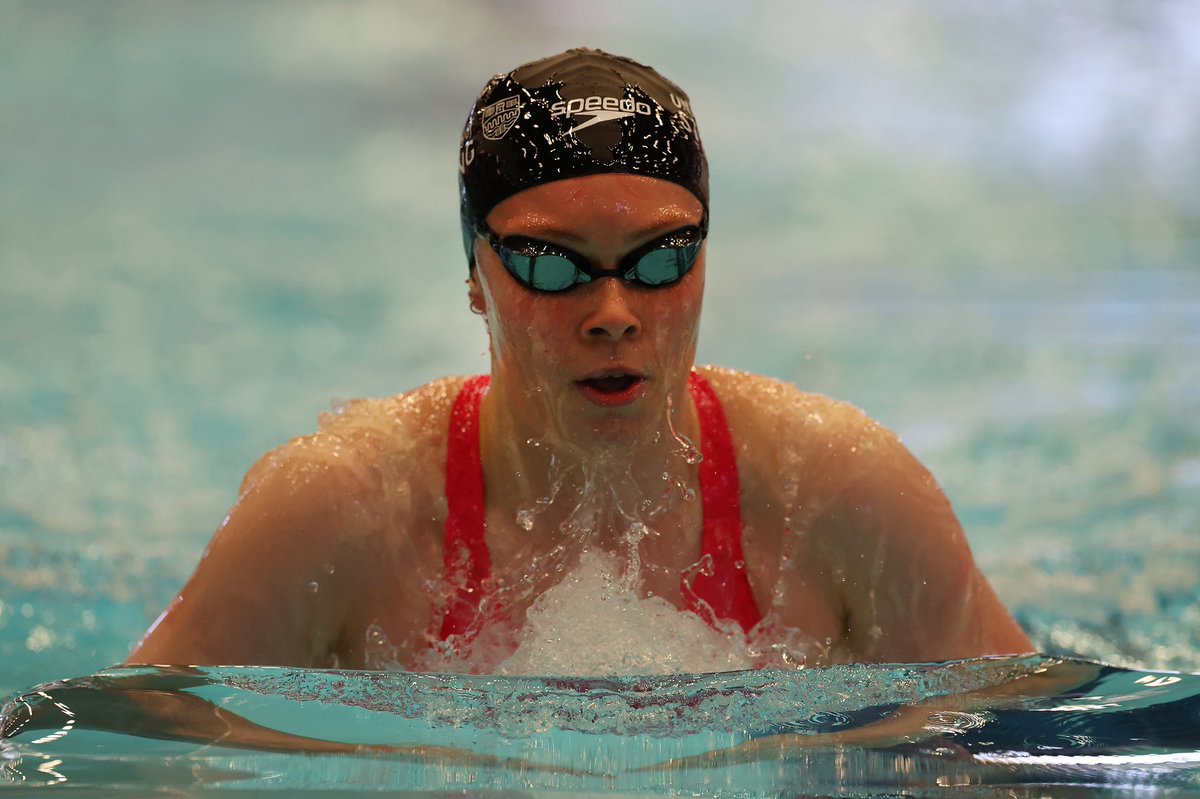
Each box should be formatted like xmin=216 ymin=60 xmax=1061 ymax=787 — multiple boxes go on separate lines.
xmin=5 ymin=658 xmax=1200 ymax=794
xmin=1 ymin=1 xmax=1198 ymax=793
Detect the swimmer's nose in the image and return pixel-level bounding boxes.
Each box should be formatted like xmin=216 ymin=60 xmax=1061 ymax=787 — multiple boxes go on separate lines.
xmin=581 ymin=278 xmax=641 ymax=341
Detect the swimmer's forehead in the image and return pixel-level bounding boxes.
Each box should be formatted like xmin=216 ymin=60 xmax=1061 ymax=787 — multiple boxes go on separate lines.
xmin=486 ymin=175 xmax=704 ymax=242
xmin=493 ymin=214 xmax=699 ymax=246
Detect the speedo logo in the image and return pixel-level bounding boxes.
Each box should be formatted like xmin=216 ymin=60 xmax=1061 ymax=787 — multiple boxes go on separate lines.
xmin=550 ymin=95 xmax=654 ymax=135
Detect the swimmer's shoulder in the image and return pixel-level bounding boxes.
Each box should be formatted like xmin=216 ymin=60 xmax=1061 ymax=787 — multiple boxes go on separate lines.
xmin=695 ymin=365 xmax=903 ymax=518
xmin=237 ymin=376 xmax=479 ymax=513
xmin=695 ymin=366 xmax=892 ymax=458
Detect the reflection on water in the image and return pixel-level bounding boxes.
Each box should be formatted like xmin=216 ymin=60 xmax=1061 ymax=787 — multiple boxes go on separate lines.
xmin=3 ymin=657 xmax=1200 ymax=795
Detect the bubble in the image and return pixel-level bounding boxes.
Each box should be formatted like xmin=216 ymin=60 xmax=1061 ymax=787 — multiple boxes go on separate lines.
xmin=25 ymin=626 xmax=54 ymax=653
xmin=496 ymin=551 xmax=756 ymax=676
xmin=308 ymin=581 xmax=319 ymax=593
xmin=516 ymin=508 xmax=535 ymax=531
xmin=365 ymin=622 xmax=400 ymax=670
xmin=661 ymin=471 xmax=696 ymax=501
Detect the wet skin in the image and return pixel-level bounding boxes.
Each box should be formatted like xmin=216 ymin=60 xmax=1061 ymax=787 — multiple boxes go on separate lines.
xmin=127 ymin=174 xmax=1032 ymax=671
xmin=469 ymin=174 xmax=706 ymax=454
xmin=466 ymin=176 xmax=715 ymax=603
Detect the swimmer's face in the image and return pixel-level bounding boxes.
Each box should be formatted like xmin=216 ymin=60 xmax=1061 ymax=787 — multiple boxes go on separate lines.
xmin=469 ymin=174 xmax=706 ymax=448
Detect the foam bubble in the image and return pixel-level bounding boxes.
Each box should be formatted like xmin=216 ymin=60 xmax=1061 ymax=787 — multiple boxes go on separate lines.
xmin=496 ymin=550 xmax=755 ymax=676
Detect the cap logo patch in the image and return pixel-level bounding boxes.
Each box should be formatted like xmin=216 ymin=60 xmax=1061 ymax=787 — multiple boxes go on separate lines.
xmin=550 ymin=95 xmax=653 ymax=136
xmin=481 ymin=95 xmax=521 ymax=140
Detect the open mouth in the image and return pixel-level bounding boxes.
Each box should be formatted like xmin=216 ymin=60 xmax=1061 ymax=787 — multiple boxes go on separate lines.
xmin=575 ymin=372 xmax=646 ymax=407
xmin=582 ymin=375 xmax=639 ymax=394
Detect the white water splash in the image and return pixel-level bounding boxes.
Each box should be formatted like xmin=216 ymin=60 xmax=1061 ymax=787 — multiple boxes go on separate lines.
xmin=496 ymin=550 xmax=755 ymax=676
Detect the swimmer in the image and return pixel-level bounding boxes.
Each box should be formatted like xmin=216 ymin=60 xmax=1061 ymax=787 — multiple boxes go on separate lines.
xmin=128 ymin=49 xmax=1031 ymax=671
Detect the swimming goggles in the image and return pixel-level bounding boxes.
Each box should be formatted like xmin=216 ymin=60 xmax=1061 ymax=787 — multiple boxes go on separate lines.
xmin=476 ymin=217 xmax=707 ymax=293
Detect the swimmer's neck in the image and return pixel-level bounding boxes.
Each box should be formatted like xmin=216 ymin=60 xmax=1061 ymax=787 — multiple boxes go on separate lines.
xmin=477 ymin=373 xmax=702 ymax=532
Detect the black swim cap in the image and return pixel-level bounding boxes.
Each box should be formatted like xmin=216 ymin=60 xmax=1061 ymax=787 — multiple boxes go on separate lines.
xmin=458 ymin=48 xmax=708 ymax=267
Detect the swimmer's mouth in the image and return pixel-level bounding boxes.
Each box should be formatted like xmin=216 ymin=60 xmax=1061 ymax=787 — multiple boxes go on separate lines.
xmin=575 ymin=371 xmax=646 ymax=406
xmin=580 ymin=373 xmax=640 ymax=392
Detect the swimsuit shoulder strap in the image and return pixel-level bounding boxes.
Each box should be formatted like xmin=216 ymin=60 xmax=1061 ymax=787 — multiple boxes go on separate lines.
xmin=685 ymin=370 xmax=763 ymax=633
xmin=439 ymin=375 xmax=491 ymax=642
xmin=439 ymin=372 xmax=761 ymax=641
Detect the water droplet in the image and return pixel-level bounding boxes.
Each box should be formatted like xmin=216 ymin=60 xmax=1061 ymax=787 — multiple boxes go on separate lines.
xmin=323 ymin=563 xmax=335 ymax=575
xmin=734 ymin=559 xmax=745 ymax=570
xmin=308 ymin=581 xmax=319 ymax=593
xmin=665 ymin=394 xmax=703 ymax=464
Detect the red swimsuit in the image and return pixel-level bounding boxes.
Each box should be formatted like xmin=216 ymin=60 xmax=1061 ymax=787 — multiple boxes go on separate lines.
xmin=438 ymin=372 xmax=763 ymax=641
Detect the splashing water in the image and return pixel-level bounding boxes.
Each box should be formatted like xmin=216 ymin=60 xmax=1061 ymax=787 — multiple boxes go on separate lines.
xmin=514 ymin=463 xmax=566 ymax=532
xmin=412 ymin=540 xmax=830 ymax=676
xmin=666 ymin=393 xmax=703 ymax=465
xmin=7 ymin=656 xmax=1200 ymax=795
xmin=497 ymin=549 xmax=756 ymax=676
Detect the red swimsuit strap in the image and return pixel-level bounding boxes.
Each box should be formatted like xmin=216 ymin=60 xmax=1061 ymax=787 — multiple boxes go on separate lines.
xmin=439 ymin=372 xmax=762 ymax=642
xmin=439 ymin=375 xmax=491 ymax=642
xmin=684 ymin=371 xmax=763 ymax=633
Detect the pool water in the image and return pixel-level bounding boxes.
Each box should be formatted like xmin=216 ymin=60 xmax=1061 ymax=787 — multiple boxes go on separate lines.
xmin=1 ymin=1 xmax=1198 ymax=794
xmin=5 ymin=657 xmax=1200 ymax=794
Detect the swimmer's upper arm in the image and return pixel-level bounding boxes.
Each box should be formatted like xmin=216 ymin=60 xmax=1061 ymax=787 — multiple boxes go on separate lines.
xmin=816 ymin=413 xmax=1032 ymax=662
xmin=127 ymin=446 xmax=374 ymax=668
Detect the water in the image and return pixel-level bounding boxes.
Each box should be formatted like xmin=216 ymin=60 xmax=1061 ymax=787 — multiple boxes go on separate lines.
xmin=4 ymin=657 xmax=1200 ymax=795
xmin=2 ymin=0 xmax=1199 ymax=794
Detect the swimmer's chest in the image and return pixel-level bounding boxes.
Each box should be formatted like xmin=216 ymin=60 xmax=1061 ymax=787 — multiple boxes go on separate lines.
xmin=480 ymin=506 xmax=847 ymax=655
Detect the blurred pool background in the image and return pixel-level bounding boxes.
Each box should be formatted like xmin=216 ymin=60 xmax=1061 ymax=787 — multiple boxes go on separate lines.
xmin=1 ymin=0 xmax=1197 ymax=698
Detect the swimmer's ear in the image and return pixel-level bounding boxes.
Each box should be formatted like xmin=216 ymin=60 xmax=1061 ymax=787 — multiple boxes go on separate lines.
xmin=467 ymin=272 xmax=486 ymax=316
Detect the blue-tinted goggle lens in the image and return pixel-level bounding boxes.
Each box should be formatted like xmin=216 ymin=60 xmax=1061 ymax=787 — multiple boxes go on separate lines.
xmin=479 ymin=222 xmax=706 ymax=293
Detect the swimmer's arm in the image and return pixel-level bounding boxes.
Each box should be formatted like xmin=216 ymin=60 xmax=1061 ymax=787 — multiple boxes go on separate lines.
xmin=828 ymin=430 xmax=1032 ymax=662
xmin=126 ymin=454 xmax=364 ymax=668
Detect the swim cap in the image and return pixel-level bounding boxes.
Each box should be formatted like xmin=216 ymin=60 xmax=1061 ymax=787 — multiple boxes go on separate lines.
xmin=458 ymin=48 xmax=708 ymax=267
